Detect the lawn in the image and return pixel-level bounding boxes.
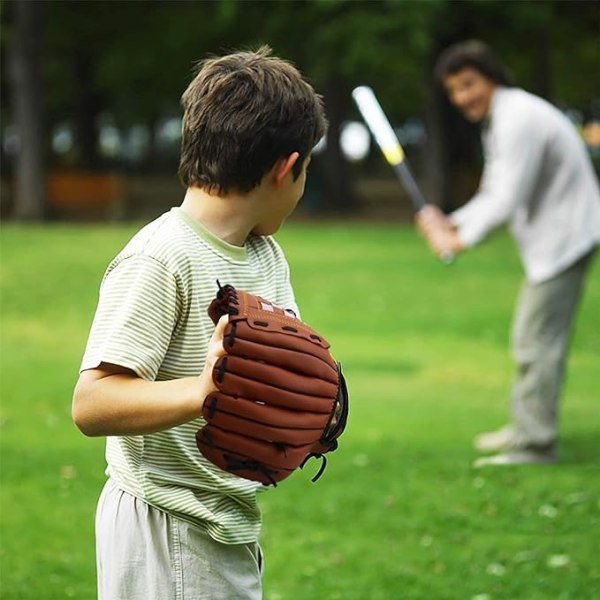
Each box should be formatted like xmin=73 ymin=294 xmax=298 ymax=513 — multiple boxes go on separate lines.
xmin=1 ymin=221 xmax=599 ymax=599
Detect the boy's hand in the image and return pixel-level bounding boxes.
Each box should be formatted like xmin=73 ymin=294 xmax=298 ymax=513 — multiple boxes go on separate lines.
xmin=416 ymin=204 xmax=463 ymax=258
xmin=198 ymin=315 xmax=228 ymax=400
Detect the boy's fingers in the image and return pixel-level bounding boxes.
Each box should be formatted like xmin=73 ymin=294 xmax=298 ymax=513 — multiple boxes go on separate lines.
xmin=212 ymin=315 xmax=229 ymax=339
xmin=217 ymin=313 xmax=229 ymax=329
xmin=209 ymin=315 xmax=229 ymax=357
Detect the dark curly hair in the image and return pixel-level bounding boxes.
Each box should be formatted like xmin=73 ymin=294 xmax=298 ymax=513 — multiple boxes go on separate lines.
xmin=435 ymin=40 xmax=513 ymax=86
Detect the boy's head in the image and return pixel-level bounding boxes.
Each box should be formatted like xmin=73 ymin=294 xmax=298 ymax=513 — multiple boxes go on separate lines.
xmin=435 ymin=40 xmax=513 ymax=123
xmin=179 ymin=46 xmax=328 ymax=195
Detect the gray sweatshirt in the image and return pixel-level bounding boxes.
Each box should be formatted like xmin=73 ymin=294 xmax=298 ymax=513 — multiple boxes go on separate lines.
xmin=450 ymin=86 xmax=600 ymax=283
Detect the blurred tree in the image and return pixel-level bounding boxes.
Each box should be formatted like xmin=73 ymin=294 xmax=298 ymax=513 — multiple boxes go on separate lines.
xmin=44 ymin=1 xmax=155 ymax=169
xmin=6 ymin=0 xmax=46 ymax=220
xmin=43 ymin=0 xmax=444 ymax=212
xmin=2 ymin=0 xmax=597 ymax=220
xmin=43 ymin=1 xmax=255 ymax=170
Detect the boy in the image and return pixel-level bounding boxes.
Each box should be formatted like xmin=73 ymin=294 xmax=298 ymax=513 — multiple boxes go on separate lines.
xmin=73 ymin=46 xmax=328 ymax=599
xmin=417 ymin=40 xmax=600 ymax=466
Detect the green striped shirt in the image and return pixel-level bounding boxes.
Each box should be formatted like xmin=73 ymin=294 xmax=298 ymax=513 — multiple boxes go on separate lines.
xmin=81 ymin=207 xmax=298 ymax=544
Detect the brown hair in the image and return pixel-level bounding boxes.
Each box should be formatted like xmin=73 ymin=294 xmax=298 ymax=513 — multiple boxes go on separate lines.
xmin=178 ymin=46 xmax=328 ymax=194
xmin=435 ymin=40 xmax=513 ymax=86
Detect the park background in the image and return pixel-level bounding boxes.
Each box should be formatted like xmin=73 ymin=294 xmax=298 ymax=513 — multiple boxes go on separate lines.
xmin=1 ymin=1 xmax=599 ymax=598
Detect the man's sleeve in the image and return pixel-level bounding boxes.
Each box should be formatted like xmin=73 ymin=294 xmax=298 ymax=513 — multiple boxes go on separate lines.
xmin=80 ymin=254 xmax=179 ymax=381
xmin=450 ymin=107 xmax=546 ymax=247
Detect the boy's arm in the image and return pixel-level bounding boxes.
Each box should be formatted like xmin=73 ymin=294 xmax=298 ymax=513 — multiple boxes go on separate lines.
xmin=72 ymin=315 xmax=227 ymax=436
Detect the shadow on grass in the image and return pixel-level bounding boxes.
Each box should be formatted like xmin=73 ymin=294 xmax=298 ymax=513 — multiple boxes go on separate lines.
xmin=341 ymin=357 xmax=421 ymax=375
xmin=558 ymin=430 xmax=600 ymax=466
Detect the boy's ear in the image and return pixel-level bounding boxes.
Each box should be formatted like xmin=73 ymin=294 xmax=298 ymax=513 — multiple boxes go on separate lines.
xmin=272 ymin=152 xmax=300 ymax=187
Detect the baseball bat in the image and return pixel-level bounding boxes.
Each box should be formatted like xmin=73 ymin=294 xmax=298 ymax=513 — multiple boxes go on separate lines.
xmin=352 ymin=85 xmax=454 ymax=263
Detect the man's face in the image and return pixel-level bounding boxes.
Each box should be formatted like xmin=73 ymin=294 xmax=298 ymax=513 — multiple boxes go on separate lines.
xmin=443 ymin=68 xmax=497 ymax=123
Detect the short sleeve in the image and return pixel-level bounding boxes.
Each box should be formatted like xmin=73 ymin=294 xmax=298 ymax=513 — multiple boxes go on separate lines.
xmin=80 ymin=254 xmax=179 ymax=381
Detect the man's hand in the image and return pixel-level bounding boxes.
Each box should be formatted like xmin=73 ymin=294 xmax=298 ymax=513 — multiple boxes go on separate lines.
xmin=416 ymin=204 xmax=464 ymax=258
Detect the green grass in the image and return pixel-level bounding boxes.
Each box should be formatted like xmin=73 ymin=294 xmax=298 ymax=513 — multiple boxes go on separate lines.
xmin=1 ymin=222 xmax=599 ymax=599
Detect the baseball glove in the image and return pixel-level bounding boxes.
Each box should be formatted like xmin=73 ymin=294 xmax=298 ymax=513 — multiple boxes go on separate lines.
xmin=196 ymin=282 xmax=348 ymax=486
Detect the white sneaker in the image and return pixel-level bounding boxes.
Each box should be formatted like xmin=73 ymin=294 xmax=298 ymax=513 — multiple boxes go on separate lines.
xmin=473 ymin=450 xmax=557 ymax=468
xmin=473 ymin=425 xmax=520 ymax=453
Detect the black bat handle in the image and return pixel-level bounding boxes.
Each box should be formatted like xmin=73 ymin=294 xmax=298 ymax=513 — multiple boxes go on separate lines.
xmin=393 ymin=161 xmax=454 ymax=264
xmin=393 ymin=161 xmax=426 ymax=211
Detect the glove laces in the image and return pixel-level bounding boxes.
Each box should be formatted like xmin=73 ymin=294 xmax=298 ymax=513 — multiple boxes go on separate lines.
xmin=223 ymin=454 xmax=279 ymax=487
xmin=300 ymin=452 xmax=328 ymax=482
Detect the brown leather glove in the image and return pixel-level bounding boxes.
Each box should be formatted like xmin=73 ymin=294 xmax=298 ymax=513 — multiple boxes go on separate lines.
xmin=196 ymin=283 xmax=349 ymax=486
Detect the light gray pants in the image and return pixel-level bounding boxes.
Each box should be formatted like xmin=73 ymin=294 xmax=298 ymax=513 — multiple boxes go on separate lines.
xmin=510 ymin=250 xmax=595 ymax=450
xmin=95 ymin=479 xmax=263 ymax=600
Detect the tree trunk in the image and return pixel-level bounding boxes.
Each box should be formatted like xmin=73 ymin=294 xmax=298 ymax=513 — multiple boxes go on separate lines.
xmin=533 ymin=29 xmax=552 ymax=101
xmin=7 ymin=0 xmax=46 ymax=220
xmin=423 ymin=63 xmax=446 ymax=208
xmin=318 ymin=74 xmax=357 ymax=214
xmin=73 ymin=52 xmax=101 ymax=169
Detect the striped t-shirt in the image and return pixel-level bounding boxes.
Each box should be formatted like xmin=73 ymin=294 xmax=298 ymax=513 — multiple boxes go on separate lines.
xmin=81 ymin=207 xmax=299 ymax=544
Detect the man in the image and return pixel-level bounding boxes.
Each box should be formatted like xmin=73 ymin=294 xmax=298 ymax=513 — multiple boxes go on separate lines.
xmin=417 ymin=40 xmax=600 ymax=467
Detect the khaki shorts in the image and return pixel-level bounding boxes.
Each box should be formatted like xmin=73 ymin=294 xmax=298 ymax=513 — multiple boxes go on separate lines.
xmin=95 ymin=479 xmax=263 ymax=600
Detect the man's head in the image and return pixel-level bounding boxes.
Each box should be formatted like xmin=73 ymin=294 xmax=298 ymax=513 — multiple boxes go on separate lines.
xmin=435 ymin=40 xmax=512 ymax=123
xmin=179 ymin=46 xmax=328 ymax=195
